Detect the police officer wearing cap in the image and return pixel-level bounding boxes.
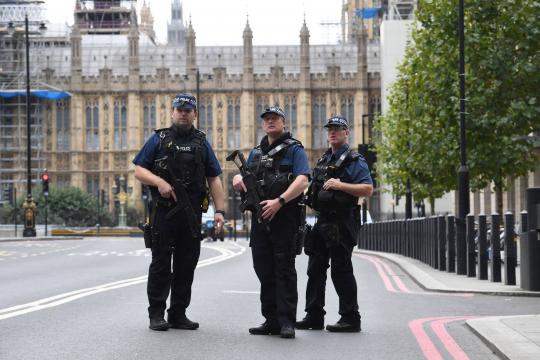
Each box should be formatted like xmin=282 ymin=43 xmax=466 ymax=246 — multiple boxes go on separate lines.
xmin=133 ymin=93 xmax=225 ymax=331
xmin=232 ymin=106 xmax=310 ymax=339
xmin=296 ymin=115 xmax=373 ymax=333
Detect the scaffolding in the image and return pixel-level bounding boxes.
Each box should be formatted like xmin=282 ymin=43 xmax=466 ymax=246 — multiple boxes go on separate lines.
xmin=77 ymin=0 xmax=137 ymax=35
xmin=0 ymin=0 xmax=58 ymax=202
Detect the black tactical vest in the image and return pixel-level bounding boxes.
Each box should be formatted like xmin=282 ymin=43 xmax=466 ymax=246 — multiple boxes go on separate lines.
xmin=249 ymin=135 xmax=302 ymax=201
xmin=310 ymin=148 xmax=361 ymax=214
xmin=151 ymin=126 xmax=207 ymax=204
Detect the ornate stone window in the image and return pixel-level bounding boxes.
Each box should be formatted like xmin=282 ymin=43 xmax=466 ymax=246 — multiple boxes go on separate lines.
xmin=198 ymin=97 xmax=213 ymax=145
xmin=85 ymin=99 xmax=99 ymax=151
xmin=227 ymin=97 xmax=240 ymax=149
xmin=86 ymin=174 xmax=99 ymax=196
xmin=114 ymin=98 xmax=127 ymax=150
xmin=284 ymin=95 xmax=297 ymax=136
xmin=56 ymin=99 xmax=70 ymax=151
xmin=255 ymin=96 xmax=270 ymax=143
xmin=143 ymin=98 xmax=156 ymax=142
xmin=311 ymin=95 xmax=327 ymax=149
xmin=341 ymin=95 xmax=354 ymax=145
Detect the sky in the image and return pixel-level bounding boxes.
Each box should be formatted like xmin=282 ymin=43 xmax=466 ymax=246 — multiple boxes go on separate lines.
xmin=44 ymin=0 xmax=345 ymax=46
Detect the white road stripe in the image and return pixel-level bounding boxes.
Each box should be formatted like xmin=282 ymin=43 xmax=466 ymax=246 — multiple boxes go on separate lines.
xmin=222 ymin=290 xmax=260 ymax=294
xmin=0 ymin=242 xmax=245 ymax=320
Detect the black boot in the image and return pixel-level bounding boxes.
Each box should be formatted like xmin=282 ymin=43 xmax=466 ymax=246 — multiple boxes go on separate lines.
xmin=249 ymin=321 xmax=281 ymax=335
xmin=149 ymin=317 xmax=171 ymax=331
xmin=295 ymin=315 xmax=324 ymax=330
xmin=280 ymin=324 xmax=295 ymax=339
xmin=326 ymin=318 xmax=361 ymax=333
xmin=169 ymin=315 xmax=199 ymax=330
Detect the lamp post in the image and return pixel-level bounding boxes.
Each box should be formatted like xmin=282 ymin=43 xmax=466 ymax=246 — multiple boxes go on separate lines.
xmin=20 ymin=15 xmax=45 ymax=237
xmin=455 ymin=0 xmax=469 ymax=275
xmin=117 ymin=175 xmax=128 ymax=227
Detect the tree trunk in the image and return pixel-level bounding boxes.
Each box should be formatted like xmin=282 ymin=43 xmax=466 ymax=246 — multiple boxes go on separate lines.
xmin=494 ymin=182 xmax=504 ymax=216
xmin=429 ymin=197 xmax=435 ymax=216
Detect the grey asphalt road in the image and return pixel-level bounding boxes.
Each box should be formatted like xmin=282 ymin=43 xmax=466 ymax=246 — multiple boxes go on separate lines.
xmin=1 ymin=237 xmax=540 ymax=360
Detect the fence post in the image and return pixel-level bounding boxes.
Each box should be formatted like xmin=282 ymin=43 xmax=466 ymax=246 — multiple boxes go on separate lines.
xmin=504 ymin=212 xmax=516 ymax=285
xmin=438 ymin=216 xmax=446 ymax=271
xmin=446 ymin=215 xmax=456 ymax=273
xmin=432 ymin=217 xmax=438 ymax=269
xmin=477 ymin=214 xmax=488 ymax=280
xmin=521 ymin=188 xmax=540 ymax=291
xmin=466 ymin=214 xmax=476 ymax=277
xmin=490 ymin=213 xmax=502 ymax=282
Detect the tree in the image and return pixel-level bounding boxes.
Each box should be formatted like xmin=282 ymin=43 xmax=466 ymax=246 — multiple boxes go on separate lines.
xmin=376 ymin=0 xmax=540 ymax=215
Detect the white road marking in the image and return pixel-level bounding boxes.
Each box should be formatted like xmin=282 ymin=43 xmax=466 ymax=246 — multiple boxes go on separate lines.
xmin=223 ymin=290 xmax=260 ymax=294
xmin=0 ymin=242 xmax=245 ymax=320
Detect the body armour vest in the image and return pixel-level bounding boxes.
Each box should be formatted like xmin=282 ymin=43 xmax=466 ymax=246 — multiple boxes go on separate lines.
xmin=249 ymin=135 xmax=302 ymax=202
xmin=151 ymin=126 xmax=207 ymax=204
xmin=310 ymin=148 xmax=361 ymax=214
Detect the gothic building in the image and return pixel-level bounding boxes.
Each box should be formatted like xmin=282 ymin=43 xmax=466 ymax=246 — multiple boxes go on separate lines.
xmin=0 ymin=0 xmax=381 ymax=215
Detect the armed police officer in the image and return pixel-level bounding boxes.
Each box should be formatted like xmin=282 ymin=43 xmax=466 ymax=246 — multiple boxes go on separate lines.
xmin=133 ymin=93 xmax=225 ymax=331
xmin=296 ymin=115 xmax=373 ymax=333
xmin=232 ymin=106 xmax=310 ymax=339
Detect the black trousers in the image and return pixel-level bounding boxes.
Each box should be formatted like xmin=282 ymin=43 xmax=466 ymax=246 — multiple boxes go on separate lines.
xmin=250 ymin=213 xmax=298 ymax=327
xmin=147 ymin=208 xmax=201 ymax=321
xmin=304 ymin=223 xmax=360 ymax=323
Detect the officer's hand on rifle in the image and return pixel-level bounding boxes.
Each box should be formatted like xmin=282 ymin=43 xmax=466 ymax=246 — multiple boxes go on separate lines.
xmin=157 ymin=178 xmax=177 ymax=202
xmin=232 ymin=174 xmax=247 ymax=193
xmin=323 ymin=178 xmax=343 ymax=191
xmin=260 ymin=198 xmax=282 ymax=221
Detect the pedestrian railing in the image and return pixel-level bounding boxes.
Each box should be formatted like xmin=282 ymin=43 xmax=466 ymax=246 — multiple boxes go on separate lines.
xmin=357 ymin=212 xmax=524 ymax=287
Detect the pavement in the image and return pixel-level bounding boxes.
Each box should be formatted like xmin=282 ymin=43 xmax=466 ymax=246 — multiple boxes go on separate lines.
xmin=358 ymin=249 xmax=540 ymax=360
xmin=0 ymin=236 xmax=83 ymax=243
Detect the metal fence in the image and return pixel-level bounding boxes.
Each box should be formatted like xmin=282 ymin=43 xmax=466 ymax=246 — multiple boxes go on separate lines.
xmin=358 ymin=212 xmax=522 ymax=286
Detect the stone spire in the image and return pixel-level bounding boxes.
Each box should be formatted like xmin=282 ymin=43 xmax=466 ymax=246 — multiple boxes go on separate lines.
xmin=128 ymin=5 xmax=140 ymax=74
xmin=185 ymin=18 xmax=197 ymax=73
xmin=299 ymin=18 xmax=310 ymax=89
xmin=140 ymin=0 xmax=155 ymax=41
xmin=243 ymin=17 xmax=253 ymax=75
xmin=168 ymin=0 xmax=186 ymax=46
xmin=70 ymin=2 xmax=82 ymax=76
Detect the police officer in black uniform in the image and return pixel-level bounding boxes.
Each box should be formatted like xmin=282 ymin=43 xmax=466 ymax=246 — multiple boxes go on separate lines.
xmin=133 ymin=93 xmax=225 ymax=331
xmin=232 ymin=106 xmax=310 ymax=339
xmin=296 ymin=115 xmax=373 ymax=333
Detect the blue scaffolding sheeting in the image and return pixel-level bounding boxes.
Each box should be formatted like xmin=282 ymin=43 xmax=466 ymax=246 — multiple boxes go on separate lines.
xmin=0 ymin=91 xmax=71 ymax=100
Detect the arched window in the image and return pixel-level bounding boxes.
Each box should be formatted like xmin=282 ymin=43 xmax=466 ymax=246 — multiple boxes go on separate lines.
xmin=85 ymin=99 xmax=99 ymax=151
xmin=340 ymin=96 xmax=355 ymax=145
xmin=143 ymin=98 xmax=156 ymax=142
xmin=311 ymin=95 xmax=327 ymax=149
xmin=198 ymin=97 xmax=213 ymax=145
xmin=284 ymin=95 xmax=298 ymax=135
xmin=227 ymin=97 xmax=241 ymax=148
xmin=255 ymin=96 xmax=270 ymax=144
xmin=56 ymin=99 xmax=70 ymax=151
xmin=114 ymin=98 xmax=127 ymax=150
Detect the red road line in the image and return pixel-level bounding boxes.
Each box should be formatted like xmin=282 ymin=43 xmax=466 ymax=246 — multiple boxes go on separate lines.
xmin=409 ymin=317 xmax=445 ymax=360
xmin=370 ymin=256 xmax=413 ymax=293
xmin=358 ymin=254 xmax=397 ymax=292
xmin=409 ymin=316 xmax=477 ymax=360
xmin=431 ymin=316 xmax=475 ymax=360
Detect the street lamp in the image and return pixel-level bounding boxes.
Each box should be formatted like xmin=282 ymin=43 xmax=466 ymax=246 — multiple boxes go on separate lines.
xmin=20 ymin=14 xmax=46 ymax=237
xmin=456 ymin=0 xmax=469 ymax=275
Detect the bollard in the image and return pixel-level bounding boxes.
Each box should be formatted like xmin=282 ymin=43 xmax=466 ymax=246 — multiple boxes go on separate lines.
xmin=446 ymin=215 xmax=456 ymax=273
xmin=455 ymin=216 xmax=467 ymax=275
xmin=477 ymin=214 xmax=488 ymax=280
xmin=466 ymin=214 xmax=476 ymax=277
xmin=490 ymin=213 xmax=502 ymax=282
xmin=521 ymin=188 xmax=540 ymax=291
xmin=504 ymin=212 xmax=516 ymax=285
xmin=438 ymin=216 xmax=446 ymax=271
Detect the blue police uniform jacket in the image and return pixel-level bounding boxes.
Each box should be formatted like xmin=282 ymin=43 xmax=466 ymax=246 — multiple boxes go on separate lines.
xmin=320 ymin=144 xmax=372 ymax=186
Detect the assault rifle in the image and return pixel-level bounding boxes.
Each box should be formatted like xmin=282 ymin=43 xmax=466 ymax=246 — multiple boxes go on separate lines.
xmin=164 ymin=158 xmax=200 ymax=239
xmin=226 ymin=150 xmax=269 ymax=230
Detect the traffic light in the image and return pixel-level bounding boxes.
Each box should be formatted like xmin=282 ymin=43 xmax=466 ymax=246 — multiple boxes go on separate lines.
xmin=41 ymin=170 xmax=50 ymax=195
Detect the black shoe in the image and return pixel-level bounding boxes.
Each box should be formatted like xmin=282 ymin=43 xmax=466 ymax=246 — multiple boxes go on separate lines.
xmin=169 ymin=315 xmax=199 ymax=330
xmin=280 ymin=325 xmax=295 ymax=339
xmin=326 ymin=318 xmax=361 ymax=333
xmin=249 ymin=321 xmax=281 ymax=335
xmin=149 ymin=317 xmax=171 ymax=331
xmin=295 ymin=316 xmax=324 ymax=330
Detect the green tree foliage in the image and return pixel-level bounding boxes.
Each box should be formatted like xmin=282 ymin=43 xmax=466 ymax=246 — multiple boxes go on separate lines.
xmin=376 ymin=0 xmax=540 ymax=212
